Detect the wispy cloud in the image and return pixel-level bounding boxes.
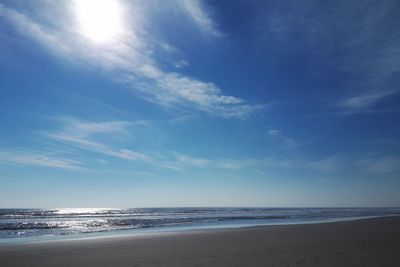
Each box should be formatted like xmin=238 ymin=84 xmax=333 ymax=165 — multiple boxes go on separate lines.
xmin=124 ymin=64 xmax=263 ymax=118
xmin=0 ymin=150 xmax=82 ymax=170
xmin=44 ymin=119 xmax=200 ymax=171
xmin=339 ymin=89 xmax=400 ymax=110
xmin=266 ymin=128 xmax=298 ymax=150
xmin=178 ymin=0 xmax=221 ymax=37
xmin=169 ymin=114 xmax=199 ymax=124
xmin=174 ymin=60 xmax=189 ymax=69
xmin=14 ymin=116 xmax=396 ymax=176
xmin=267 ymin=129 xmax=282 ymax=137
xmin=56 ymin=118 xmax=133 ymax=138
xmin=27 ymin=118 xmax=399 ymax=176
xmin=46 ymin=118 xmax=150 ymax=163
xmin=259 ymin=0 xmax=400 ymax=113
xmin=175 ymin=154 xmax=210 ymax=167
xmin=47 ymin=133 xmax=151 ymax=163
xmin=0 ymin=1 xmax=258 ymax=118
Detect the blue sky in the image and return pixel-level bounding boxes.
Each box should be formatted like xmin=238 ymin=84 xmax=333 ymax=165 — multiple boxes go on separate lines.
xmin=0 ymin=0 xmax=399 ymax=208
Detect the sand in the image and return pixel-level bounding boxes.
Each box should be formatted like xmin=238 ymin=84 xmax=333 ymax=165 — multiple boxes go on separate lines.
xmin=1 ymin=216 xmax=400 ymax=267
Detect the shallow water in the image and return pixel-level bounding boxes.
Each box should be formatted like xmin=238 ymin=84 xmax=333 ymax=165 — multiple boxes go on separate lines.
xmin=1 ymin=207 xmax=399 ymax=242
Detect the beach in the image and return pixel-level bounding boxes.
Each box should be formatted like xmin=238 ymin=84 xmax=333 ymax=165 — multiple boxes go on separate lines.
xmin=1 ymin=216 xmax=399 ymax=267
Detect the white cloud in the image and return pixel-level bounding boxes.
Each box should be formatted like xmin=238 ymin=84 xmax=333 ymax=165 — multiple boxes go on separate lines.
xmin=179 ymin=0 xmax=221 ymax=37
xmin=0 ymin=2 xmax=257 ymax=118
xmin=45 ymin=119 xmax=200 ymax=171
xmin=39 ymin=118 xmax=398 ymax=176
xmin=161 ymin=151 xmax=400 ymax=175
xmin=58 ymin=118 xmax=133 ymax=138
xmin=0 ymin=150 xmax=82 ymax=170
xmin=125 ymin=64 xmax=262 ymax=118
xmin=174 ymin=60 xmax=189 ymax=69
xmin=47 ymin=133 xmax=150 ymax=163
xmin=267 ymin=129 xmax=282 ymax=137
xmin=169 ymin=114 xmax=199 ymax=124
xmin=339 ymin=89 xmax=400 ymax=110
xmin=41 ymin=117 xmax=151 ymax=164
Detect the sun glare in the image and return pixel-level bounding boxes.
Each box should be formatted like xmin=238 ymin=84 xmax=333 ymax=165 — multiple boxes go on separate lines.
xmin=74 ymin=0 xmax=124 ymax=44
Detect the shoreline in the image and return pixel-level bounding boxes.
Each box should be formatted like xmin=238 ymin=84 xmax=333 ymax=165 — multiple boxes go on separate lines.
xmin=1 ymin=215 xmax=400 ymax=266
xmin=1 ymin=214 xmax=399 ymax=246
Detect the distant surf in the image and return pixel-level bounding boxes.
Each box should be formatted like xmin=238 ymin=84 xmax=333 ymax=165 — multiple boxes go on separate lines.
xmin=1 ymin=207 xmax=399 ymax=242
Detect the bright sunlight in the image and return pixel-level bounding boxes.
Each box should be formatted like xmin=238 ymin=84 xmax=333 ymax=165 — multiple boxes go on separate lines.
xmin=74 ymin=0 xmax=124 ymax=44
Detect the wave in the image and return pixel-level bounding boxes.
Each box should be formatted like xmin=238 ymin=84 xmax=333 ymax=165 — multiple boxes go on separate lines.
xmin=1 ymin=208 xmax=399 ymax=239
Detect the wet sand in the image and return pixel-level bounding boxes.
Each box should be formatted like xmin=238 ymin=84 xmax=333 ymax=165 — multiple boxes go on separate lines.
xmin=1 ymin=216 xmax=400 ymax=266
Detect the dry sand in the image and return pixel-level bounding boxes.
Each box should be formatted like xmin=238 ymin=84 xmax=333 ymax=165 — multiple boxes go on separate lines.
xmin=1 ymin=216 xmax=400 ymax=266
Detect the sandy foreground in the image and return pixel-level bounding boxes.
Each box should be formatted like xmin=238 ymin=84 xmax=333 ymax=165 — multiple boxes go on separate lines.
xmin=1 ymin=216 xmax=400 ymax=267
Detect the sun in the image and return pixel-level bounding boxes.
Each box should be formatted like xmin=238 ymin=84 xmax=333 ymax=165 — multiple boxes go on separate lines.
xmin=74 ymin=0 xmax=124 ymax=44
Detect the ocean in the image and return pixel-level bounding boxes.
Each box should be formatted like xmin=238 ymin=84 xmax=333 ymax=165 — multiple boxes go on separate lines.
xmin=1 ymin=207 xmax=399 ymax=243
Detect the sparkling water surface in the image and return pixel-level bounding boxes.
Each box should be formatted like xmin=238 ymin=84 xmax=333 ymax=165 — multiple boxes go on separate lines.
xmin=1 ymin=207 xmax=399 ymax=243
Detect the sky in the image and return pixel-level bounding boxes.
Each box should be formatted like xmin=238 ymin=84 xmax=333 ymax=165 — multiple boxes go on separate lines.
xmin=0 ymin=0 xmax=400 ymax=208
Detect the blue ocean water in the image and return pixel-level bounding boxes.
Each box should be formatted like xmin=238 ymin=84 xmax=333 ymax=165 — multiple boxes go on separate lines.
xmin=1 ymin=207 xmax=399 ymax=242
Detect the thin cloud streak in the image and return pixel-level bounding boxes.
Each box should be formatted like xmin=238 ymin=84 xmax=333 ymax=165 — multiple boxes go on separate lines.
xmin=45 ymin=118 xmax=189 ymax=171
xmin=339 ymin=89 xmax=400 ymax=110
xmin=0 ymin=150 xmax=82 ymax=170
xmin=58 ymin=119 xmax=133 ymax=138
xmin=179 ymin=0 xmax=221 ymax=37
xmin=47 ymin=133 xmax=150 ymax=163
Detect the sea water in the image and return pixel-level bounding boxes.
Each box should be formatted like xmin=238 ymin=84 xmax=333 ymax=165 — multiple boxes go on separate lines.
xmin=1 ymin=207 xmax=399 ymax=243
